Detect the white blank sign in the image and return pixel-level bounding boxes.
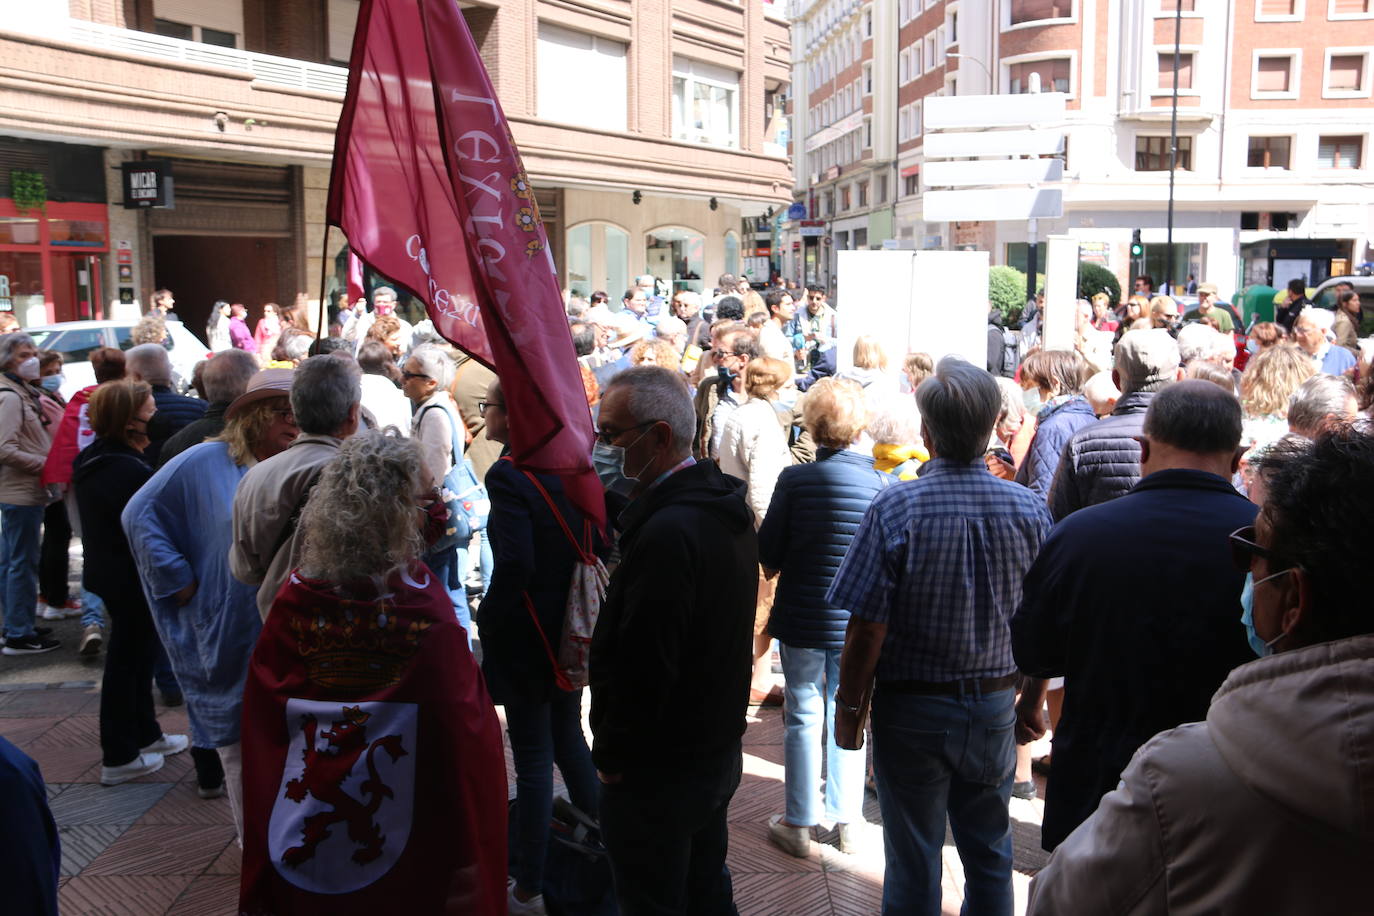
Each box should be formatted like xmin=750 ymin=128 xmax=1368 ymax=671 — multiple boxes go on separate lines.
xmin=924 ymin=93 xmax=1066 ymax=130
xmin=922 ymin=158 xmax=1064 ymax=188
xmin=923 ymin=130 xmax=1064 ymax=159
xmin=922 ymin=188 xmax=1064 ymax=222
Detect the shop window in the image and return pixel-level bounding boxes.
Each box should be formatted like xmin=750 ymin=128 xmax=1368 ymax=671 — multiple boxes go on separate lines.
xmin=1135 ymin=135 xmax=1192 ymax=171
xmin=645 ymin=227 xmax=705 ymax=294
xmin=724 ymin=231 xmax=741 ymax=279
xmin=564 ymin=223 xmax=629 ymax=298
xmin=48 ymin=219 xmax=106 ymax=249
xmin=0 ymin=218 xmax=41 ymax=246
xmin=1247 ymin=136 xmax=1291 ymax=168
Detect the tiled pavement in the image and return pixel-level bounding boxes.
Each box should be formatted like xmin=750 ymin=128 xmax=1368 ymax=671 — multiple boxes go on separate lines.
xmin=2 ymin=682 xmax=1050 ymax=915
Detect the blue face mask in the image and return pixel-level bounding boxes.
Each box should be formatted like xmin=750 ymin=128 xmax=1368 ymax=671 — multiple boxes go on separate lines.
xmin=1239 ymin=569 xmax=1292 ymax=657
xmin=591 ymin=427 xmax=653 ymax=499
xmin=39 ymin=374 xmax=63 ymax=393
xmin=1246 ymin=337 xmax=1259 ymax=355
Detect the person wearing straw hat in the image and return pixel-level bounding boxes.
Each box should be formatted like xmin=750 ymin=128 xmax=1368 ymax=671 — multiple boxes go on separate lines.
xmin=123 ymin=368 xmax=299 ymax=841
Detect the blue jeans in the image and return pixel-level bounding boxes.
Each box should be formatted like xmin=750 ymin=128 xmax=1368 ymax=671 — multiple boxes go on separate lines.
xmin=872 ymin=685 xmax=1015 ymax=916
xmin=0 ymin=503 xmax=44 ymax=640
xmin=80 ymin=588 xmax=105 ymax=628
xmin=779 ymin=643 xmax=866 ymax=826
xmin=478 ymin=528 xmax=493 ymax=591
xmin=424 ymin=545 xmax=471 ymax=641
xmin=505 ymin=689 xmax=599 ymax=894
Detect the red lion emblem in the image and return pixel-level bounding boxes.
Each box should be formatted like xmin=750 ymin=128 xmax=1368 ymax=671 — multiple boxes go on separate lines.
xmin=280 ymin=706 xmax=408 ymax=867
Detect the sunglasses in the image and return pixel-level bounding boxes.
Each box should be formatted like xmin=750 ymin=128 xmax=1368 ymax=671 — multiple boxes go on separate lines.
xmin=1228 ymin=525 xmax=1286 ymax=572
xmin=401 ymin=371 xmax=431 ymax=382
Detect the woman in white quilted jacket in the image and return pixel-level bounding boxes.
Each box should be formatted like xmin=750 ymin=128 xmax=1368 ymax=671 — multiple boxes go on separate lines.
xmin=718 ymin=356 xmax=795 ymax=706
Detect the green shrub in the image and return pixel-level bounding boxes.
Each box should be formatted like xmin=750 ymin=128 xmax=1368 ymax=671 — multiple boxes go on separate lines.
xmin=1078 ymin=261 xmax=1121 ymax=305
xmin=988 ymin=265 xmax=1027 ymax=325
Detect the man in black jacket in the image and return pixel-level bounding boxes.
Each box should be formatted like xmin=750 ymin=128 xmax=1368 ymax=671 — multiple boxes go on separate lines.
xmin=126 ymin=343 xmax=206 ymax=467
xmin=590 ymin=366 xmax=756 ymax=916
xmin=1048 ymin=328 xmax=1180 ymax=521
xmin=1012 ymin=381 xmax=1258 ymax=851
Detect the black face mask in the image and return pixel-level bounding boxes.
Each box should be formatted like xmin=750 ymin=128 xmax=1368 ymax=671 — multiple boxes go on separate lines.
xmin=1166 ymin=317 xmax=1183 ymax=336
xmin=717 ymin=365 xmax=738 ymax=387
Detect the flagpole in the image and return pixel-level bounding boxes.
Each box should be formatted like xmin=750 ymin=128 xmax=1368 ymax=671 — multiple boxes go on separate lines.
xmin=316 ymin=225 xmax=330 ymax=338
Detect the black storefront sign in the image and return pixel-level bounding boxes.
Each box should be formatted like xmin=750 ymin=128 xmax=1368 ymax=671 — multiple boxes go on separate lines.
xmin=120 ymin=160 xmax=174 ymax=209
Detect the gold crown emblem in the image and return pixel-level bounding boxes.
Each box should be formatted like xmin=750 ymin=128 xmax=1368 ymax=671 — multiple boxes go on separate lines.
xmin=290 ymin=602 xmax=430 ymax=691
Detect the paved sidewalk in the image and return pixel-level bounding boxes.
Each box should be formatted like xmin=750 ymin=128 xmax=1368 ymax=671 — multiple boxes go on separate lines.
xmin=1 ymin=682 xmax=1050 ymax=915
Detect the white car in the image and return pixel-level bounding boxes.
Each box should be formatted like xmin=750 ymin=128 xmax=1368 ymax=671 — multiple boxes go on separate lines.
xmin=26 ymin=319 xmax=210 ymax=400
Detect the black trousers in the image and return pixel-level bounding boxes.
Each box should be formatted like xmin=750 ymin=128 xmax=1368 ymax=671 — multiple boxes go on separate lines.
xmin=98 ymin=595 xmax=163 ymax=767
xmin=599 ymin=747 xmax=742 ymax=916
xmin=38 ymin=502 xmax=70 ymax=607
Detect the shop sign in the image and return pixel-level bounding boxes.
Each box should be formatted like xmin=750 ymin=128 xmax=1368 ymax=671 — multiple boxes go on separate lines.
xmin=0 ymin=274 xmax=11 ymax=311
xmin=824 ymin=165 xmax=841 ymax=182
xmin=121 ymin=161 xmax=174 ymax=209
xmin=900 ymin=164 xmax=920 ymax=178
xmin=118 ymin=287 xmax=135 ymax=304
xmin=1079 ymin=241 xmax=1110 ymax=266
xmin=118 ymin=264 xmax=133 ymax=281
xmin=799 ymin=220 xmax=826 ymax=238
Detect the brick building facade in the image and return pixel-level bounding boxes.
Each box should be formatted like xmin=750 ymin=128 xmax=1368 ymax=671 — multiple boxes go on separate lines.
xmin=1 ymin=0 xmax=792 ymax=334
xmin=785 ymin=0 xmax=1374 ymax=300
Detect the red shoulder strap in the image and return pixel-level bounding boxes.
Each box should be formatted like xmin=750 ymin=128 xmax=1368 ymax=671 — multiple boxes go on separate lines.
xmin=502 ymin=457 xmax=593 ymax=562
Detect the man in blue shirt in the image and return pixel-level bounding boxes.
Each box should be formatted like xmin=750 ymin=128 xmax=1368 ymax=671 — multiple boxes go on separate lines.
xmin=1012 ymin=381 xmax=1257 ymax=852
xmin=1292 ymin=307 xmax=1357 ymax=376
xmin=830 ymin=358 xmax=1052 ymax=916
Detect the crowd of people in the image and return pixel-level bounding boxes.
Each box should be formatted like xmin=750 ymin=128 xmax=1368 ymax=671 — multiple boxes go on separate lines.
xmin=1 ymin=268 xmax=1371 ymax=916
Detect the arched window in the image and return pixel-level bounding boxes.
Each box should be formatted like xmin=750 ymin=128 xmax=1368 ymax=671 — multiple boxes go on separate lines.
xmin=646 ymin=226 xmax=705 ymax=294
xmin=564 ymin=222 xmax=630 ymax=298
xmin=724 ymin=231 xmax=741 ymax=279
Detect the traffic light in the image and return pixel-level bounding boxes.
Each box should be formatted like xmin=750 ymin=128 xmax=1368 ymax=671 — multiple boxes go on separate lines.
xmin=1130 ymin=229 xmax=1144 ymax=259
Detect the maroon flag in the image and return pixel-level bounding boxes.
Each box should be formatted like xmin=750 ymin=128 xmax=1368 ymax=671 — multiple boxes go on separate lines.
xmin=327 ymin=0 xmax=602 ymax=525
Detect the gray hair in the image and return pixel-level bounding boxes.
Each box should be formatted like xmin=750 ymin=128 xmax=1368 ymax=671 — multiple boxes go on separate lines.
xmin=0 ymin=333 xmax=34 ymax=370
xmin=282 ymin=331 xmax=313 ymax=363
xmin=202 ymin=349 xmax=259 ymax=404
xmin=292 ymin=354 xmax=362 ymax=435
xmin=654 ymin=315 xmax=687 ymax=341
xmin=914 ymin=357 xmax=1002 ymax=463
xmin=604 ymin=366 xmax=695 ymax=455
xmin=993 ymin=376 xmax=1025 ymax=425
xmin=866 ymin=396 xmax=921 ymax=446
xmin=1288 ymin=373 xmax=1356 ymax=438
xmin=1142 ymin=379 xmax=1242 ymax=455
xmin=125 ymin=343 xmax=172 ymax=387
xmin=1177 ymin=323 xmax=1233 ymax=365
xmin=1297 ymin=306 xmax=1335 ymax=333
xmin=408 ymin=344 xmax=455 ymax=390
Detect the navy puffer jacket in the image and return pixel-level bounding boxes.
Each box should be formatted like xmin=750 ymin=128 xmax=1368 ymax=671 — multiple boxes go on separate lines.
xmin=1048 ymin=390 xmax=1156 ymax=521
xmin=1014 ymin=395 xmax=1097 ymax=501
xmin=759 ymin=448 xmax=890 ymax=649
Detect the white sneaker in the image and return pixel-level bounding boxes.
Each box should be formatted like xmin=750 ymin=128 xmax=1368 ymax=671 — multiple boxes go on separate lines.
xmin=40 ymin=601 xmax=80 ymax=620
xmin=767 ymin=814 xmax=814 ymax=858
xmin=140 ymin=733 xmax=189 ymax=757
xmin=506 ymin=877 xmax=547 ymax=916
xmin=837 ymin=820 xmax=879 ymax=855
xmin=101 ymin=752 xmax=164 ymax=786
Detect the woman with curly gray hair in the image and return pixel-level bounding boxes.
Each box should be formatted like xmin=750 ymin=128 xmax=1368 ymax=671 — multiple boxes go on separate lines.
xmin=239 ymin=428 xmax=507 ymax=912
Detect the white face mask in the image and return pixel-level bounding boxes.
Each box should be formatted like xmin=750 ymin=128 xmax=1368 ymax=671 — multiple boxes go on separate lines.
xmin=15 ymin=357 xmax=39 ymax=380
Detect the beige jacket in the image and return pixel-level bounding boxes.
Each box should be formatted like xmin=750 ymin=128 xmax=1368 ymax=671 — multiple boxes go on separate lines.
xmin=411 ymin=391 xmax=460 ymax=491
xmin=717 ymin=396 xmax=793 ymax=530
xmin=230 ymin=433 xmax=343 ymax=620
xmin=1029 ymin=635 xmax=1374 ymax=915
xmin=0 ymin=374 xmax=52 ymax=506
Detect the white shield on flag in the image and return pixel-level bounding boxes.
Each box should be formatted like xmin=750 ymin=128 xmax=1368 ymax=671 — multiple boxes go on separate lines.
xmin=268 ymin=698 xmax=418 ymax=893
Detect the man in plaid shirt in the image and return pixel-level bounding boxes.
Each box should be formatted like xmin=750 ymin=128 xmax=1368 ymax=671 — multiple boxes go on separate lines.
xmin=829 ymin=357 xmax=1052 ymax=916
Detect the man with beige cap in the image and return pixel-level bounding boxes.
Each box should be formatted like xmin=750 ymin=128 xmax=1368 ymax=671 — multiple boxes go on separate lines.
xmin=1184 ymin=283 xmax=1237 ymax=333
xmin=1048 ymin=328 xmax=1183 ymax=521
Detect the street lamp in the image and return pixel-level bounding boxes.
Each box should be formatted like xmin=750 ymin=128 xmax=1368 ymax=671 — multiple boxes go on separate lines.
xmin=946 ymin=52 xmax=994 ymax=92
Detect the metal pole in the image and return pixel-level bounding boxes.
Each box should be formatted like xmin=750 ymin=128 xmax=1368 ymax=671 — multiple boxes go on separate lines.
xmin=1165 ymin=0 xmax=1182 ymax=295
xmin=317 ymin=226 xmax=330 ymax=339
xmin=1026 ymin=218 xmax=1038 ymax=307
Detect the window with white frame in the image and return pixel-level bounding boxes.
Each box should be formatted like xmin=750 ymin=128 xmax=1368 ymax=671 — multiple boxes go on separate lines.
xmin=673 ymin=57 xmax=740 ymax=148
xmin=926 ymin=35 xmax=937 ymax=70
xmin=1324 ymin=50 xmax=1370 ymax=97
xmin=1246 ymin=136 xmax=1292 ymax=168
xmin=1318 ymin=135 xmax=1363 ymax=168
xmin=864 ymin=8 xmax=873 ymax=36
xmin=1008 ymin=0 xmax=1074 ymax=26
xmin=1252 ymin=51 xmax=1300 ymax=98
xmin=899 ymin=106 xmax=911 ymax=141
xmin=864 ymin=117 xmax=872 ymax=149
xmin=1008 ymin=58 xmax=1071 ymax=93
xmin=1255 ymin=0 xmax=1302 ymax=18
xmin=913 ymin=101 xmax=922 ymax=136
xmin=1328 ymin=0 xmax=1372 ymax=18
xmin=1158 ymin=51 xmax=1195 ymax=91
xmin=537 ymin=23 xmax=627 ymax=131
xmin=914 ymin=43 xmax=923 ymax=75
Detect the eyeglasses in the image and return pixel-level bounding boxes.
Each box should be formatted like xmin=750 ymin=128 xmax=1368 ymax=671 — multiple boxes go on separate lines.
xmin=1228 ymin=525 xmax=1288 ymax=572
xmin=593 ymin=420 xmax=655 ymax=445
xmin=401 ymin=371 xmax=431 ymax=382
xmin=477 ymin=400 xmax=504 ymax=417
